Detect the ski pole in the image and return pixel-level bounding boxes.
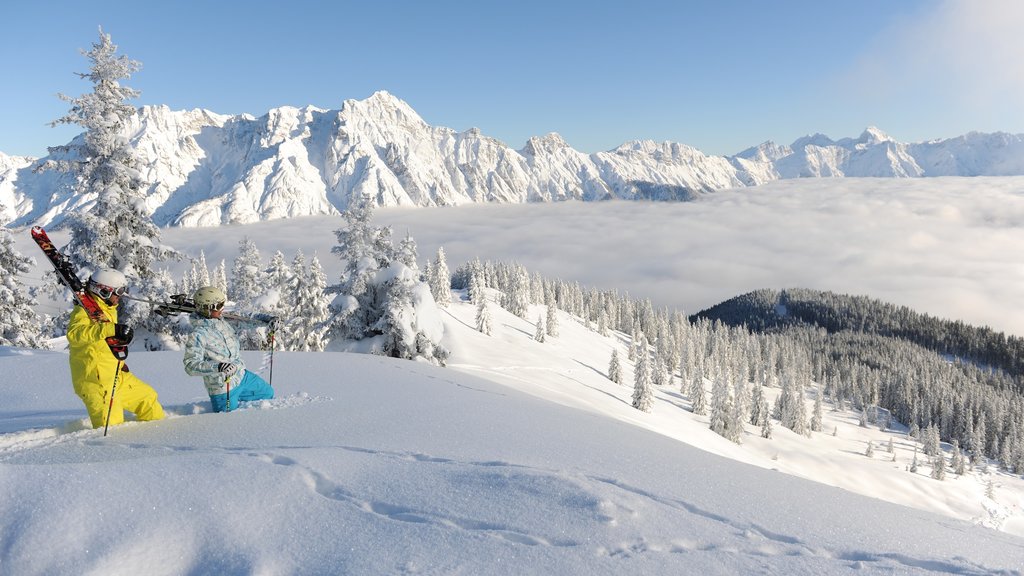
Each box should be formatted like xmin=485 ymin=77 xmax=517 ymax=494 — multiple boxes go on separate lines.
xmin=103 ymin=361 xmax=124 ymax=436
xmin=267 ymin=324 xmax=276 ymax=387
xmin=225 ymin=375 xmax=231 ymax=413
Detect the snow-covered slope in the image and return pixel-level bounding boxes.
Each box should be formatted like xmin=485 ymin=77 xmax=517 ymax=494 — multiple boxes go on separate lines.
xmin=5 ymin=92 xmax=1024 ymax=228
xmin=1 ymin=288 xmax=1023 ymax=574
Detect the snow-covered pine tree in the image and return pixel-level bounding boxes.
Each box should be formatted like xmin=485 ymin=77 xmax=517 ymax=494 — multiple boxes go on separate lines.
xmin=468 ymin=262 xmax=485 ymax=306
xmin=327 ymin=195 xmax=447 ymax=364
xmin=632 ymin=336 xmax=654 ymax=412
xmin=750 ymin=383 xmax=765 ymax=426
xmin=296 ymin=254 xmax=330 ymax=351
xmin=534 ymin=314 xmax=546 ymax=343
xmin=259 ymin=249 xmax=293 ymax=323
xmin=759 ymin=397 xmax=772 ymax=439
xmin=196 ymin=250 xmax=211 ymax=288
xmin=709 ymin=372 xmax=734 ymax=441
xmin=689 ymin=373 xmax=707 ymax=415
xmin=923 ymin=423 xmax=940 ymax=457
xmin=811 ymin=385 xmax=823 ymax=432
xmin=500 ymin=263 xmax=530 ymax=318
xmin=931 ymin=453 xmax=946 ymax=480
xmin=429 ymin=247 xmax=451 ymax=308
xmin=545 ymin=298 xmax=559 ymax=337
xmin=230 ymin=237 xmax=263 ymax=311
xmin=0 ymin=219 xmax=44 ymax=348
xmin=475 ymin=295 xmax=492 ymax=336
xmin=951 ymin=439 xmax=966 ymax=475
xmin=212 ymin=259 xmax=228 ymax=293
xmin=35 ymin=28 xmax=177 ymax=329
xmin=398 ymin=232 xmax=419 ymax=271
xmin=265 ymin=251 xmax=291 ymax=293
xmin=608 ymin=348 xmax=623 ymax=385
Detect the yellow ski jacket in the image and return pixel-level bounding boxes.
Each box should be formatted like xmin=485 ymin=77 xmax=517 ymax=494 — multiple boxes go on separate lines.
xmin=66 ymin=298 xmax=120 ymax=393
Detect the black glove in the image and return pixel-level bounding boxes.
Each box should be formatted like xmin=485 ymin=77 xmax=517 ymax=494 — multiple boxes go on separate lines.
xmin=254 ymin=313 xmax=278 ymax=327
xmin=113 ymin=323 xmax=134 ymax=345
xmin=218 ymin=362 xmax=239 ymax=377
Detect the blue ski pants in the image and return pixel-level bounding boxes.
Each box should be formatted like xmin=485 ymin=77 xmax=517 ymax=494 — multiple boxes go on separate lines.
xmin=210 ymin=370 xmax=274 ymax=412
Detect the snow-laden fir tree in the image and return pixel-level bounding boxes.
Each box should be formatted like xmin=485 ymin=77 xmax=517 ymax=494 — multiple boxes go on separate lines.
xmin=230 ymin=237 xmax=263 ymax=311
xmin=475 ymin=295 xmax=492 ymax=336
xmin=327 ymin=195 xmax=447 ymax=364
xmin=258 ymin=249 xmax=293 ymax=326
xmin=195 ymin=250 xmax=211 ymax=287
xmin=398 ymin=232 xmax=419 ymax=271
xmin=931 ymin=453 xmax=946 ymax=480
xmin=265 ymin=251 xmax=291 ymax=294
xmin=0 ymin=220 xmax=44 ymax=348
xmin=709 ymin=372 xmax=735 ymax=441
xmin=468 ymin=260 xmax=485 ymax=306
xmin=35 ymin=28 xmax=177 ymax=329
xmin=212 ymin=259 xmax=228 ymax=293
xmin=500 ymin=263 xmax=530 ymax=318
xmin=750 ymin=383 xmax=765 ymax=426
xmin=759 ymin=397 xmax=773 ymax=439
xmin=951 ymin=439 xmax=966 ymax=475
xmin=429 ymin=247 xmax=451 ymax=308
xmin=923 ymin=423 xmax=941 ymax=457
xmin=728 ymin=378 xmax=746 ymax=443
xmin=281 ymin=251 xmax=329 ymax=351
xmin=651 ymin=351 xmax=667 ymax=387
xmin=545 ymin=298 xmax=559 ymax=337
xmin=631 ymin=336 xmax=654 ymax=412
xmin=608 ymin=348 xmax=623 ymax=385
xmin=534 ymin=313 xmax=546 ymax=343
xmin=865 ymin=441 xmax=875 ymax=457
xmin=811 ymin=385 xmax=823 ymax=432
xmin=689 ymin=373 xmax=707 ymax=416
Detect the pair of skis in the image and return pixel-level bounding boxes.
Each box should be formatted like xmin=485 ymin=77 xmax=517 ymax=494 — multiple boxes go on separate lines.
xmin=30 ymin=227 xmax=128 ymax=360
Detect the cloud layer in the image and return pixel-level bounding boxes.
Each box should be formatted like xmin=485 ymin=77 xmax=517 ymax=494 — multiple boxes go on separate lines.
xmin=374 ymin=177 xmax=1024 ymax=336
xmin=148 ymin=177 xmax=1024 ymax=336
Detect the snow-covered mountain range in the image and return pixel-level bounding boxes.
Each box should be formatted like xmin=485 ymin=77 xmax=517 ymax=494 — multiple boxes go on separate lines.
xmin=3 ymin=91 xmax=1024 ymax=227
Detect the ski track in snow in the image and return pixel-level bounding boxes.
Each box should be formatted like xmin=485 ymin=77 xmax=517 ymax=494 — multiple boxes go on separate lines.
xmin=134 ymin=443 xmax=1009 ymax=575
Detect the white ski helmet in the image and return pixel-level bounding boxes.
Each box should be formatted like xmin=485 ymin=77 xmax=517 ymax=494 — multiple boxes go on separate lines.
xmin=193 ymin=286 xmax=227 ymax=314
xmin=88 ymin=268 xmax=128 ymax=301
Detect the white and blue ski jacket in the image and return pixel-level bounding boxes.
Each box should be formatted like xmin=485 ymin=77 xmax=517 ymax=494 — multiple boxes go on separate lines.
xmin=183 ymin=316 xmax=249 ymax=396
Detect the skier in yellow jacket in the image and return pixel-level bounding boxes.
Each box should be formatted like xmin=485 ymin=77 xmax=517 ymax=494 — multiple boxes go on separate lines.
xmin=67 ymin=268 xmax=165 ymax=428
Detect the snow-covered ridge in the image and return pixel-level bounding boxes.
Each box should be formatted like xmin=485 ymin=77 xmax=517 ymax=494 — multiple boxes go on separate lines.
xmin=4 ymin=92 xmax=1024 ymax=227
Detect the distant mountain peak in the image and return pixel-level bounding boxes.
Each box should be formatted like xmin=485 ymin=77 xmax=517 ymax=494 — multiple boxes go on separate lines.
xmin=520 ymin=132 xmax=572 ymax=156
xmin=860 ymin=126 xmax=892 ymax=144
xmin=6 ymin=93 xmax=1024 ymax=228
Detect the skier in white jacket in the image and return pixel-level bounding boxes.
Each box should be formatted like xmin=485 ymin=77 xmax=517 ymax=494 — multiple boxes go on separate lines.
xmin=183 ymin=286 xmax=275 ymax=412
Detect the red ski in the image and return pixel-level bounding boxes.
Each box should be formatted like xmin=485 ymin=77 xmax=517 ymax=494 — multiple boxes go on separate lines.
xmin=30 ymin=226 xmax=127 ymax=359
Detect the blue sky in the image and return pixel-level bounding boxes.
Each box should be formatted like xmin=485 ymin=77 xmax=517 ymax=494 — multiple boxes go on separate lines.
xmin=3 ymin=0 xmax=1021 ymax=158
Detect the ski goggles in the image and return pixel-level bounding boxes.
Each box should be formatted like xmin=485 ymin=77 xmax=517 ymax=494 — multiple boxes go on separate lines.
xmin=199 ymin=301 xmax=225 ymax=311
xmin=92 ymin=283 xmax=129 ymax=300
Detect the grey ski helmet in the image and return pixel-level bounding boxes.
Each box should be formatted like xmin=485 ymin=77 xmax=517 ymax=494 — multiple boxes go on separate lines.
xmin=87 ymin=268 xmax=128 ymax=302
xmin=193 ymin=286 xmax=227 ymax=315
